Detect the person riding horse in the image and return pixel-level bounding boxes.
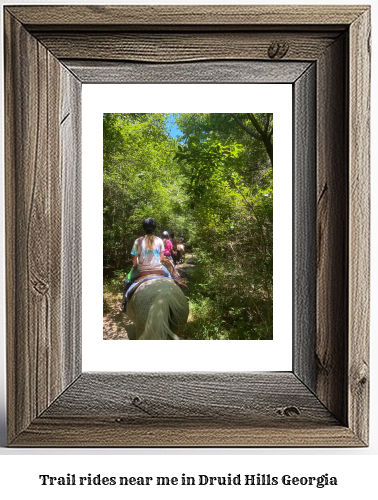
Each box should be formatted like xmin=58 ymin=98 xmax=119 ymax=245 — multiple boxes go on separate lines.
xmin=120 ymin=218 xmax=171 ymax=311
xmin=162 ymin=230 xmax=175 ymax=267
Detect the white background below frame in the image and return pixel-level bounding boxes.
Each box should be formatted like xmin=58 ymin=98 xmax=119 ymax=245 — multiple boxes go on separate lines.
xmin=82 ymin=83 xmax=292 ymax=372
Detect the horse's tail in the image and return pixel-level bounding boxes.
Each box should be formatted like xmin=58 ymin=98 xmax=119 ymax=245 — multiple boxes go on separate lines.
xmin=139 ymin=289 xmax=187 ymax=340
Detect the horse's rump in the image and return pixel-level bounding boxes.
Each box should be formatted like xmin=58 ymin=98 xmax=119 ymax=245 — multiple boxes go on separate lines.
xmin=126 ymin=278 xmax=189 ymax=340
xmin=177 ymin=244 xmax=185 ymax=262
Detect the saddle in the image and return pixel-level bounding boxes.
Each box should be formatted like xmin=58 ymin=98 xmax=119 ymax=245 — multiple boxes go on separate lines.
xmin=135 ymin=269 xmax=165 ymax=282
xmin=126 ymin=275 xmax=171 ymax=302
xmin=126 ymin=270 xmax=188 ymax=302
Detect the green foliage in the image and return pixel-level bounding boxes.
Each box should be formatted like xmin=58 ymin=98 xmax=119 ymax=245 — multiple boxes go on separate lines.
xmin=103 ymin=113 xmax=188 ymax=267
xmin=184 ymin=247 xmax=272 ymax=340
xmin=103 ymin=270 xmax=127 ymax=315
xmin=176 ymin=113 xmax=273 ymax=339
xmin=103 ymin=112 xmax=273 ymax=339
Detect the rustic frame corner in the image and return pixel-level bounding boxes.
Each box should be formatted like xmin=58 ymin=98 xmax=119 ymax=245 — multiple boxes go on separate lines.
xmin=4 ymin=5 xmax=370 ymax=447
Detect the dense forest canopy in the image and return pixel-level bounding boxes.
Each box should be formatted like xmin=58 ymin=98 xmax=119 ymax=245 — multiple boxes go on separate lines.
xmin=103 ymin=112 xmax=273 ymax=340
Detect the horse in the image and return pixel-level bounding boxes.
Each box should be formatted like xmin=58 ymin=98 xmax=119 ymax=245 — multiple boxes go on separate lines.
xmin=161 ymin=256 xmax=175 ymax=277
xmin=126 ymin=278 xmax=189 ymax=340
xmin=171 ymin=247 xmax=179 ymax=266
xmin=177 ymin=244 xmax=185 ymax=263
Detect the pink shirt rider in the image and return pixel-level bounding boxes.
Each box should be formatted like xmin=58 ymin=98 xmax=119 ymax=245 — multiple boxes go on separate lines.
xmin=164 ymin=239 xmax=173 ymax=256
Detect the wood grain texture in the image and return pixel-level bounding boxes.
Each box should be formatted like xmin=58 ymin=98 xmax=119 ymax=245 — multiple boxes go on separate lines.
xmin=41 ymin=373 xmax=334 ymax=421
xmin=4 ymin=11 xmax=81 ymax=444
xmin=4 ymin=5 xmax=370 ymax=447
xmin=293 ymin=64 xmax=316 ymax=390
xmin=11 ymin=420 xmax=363 ymax=448
xmin=65 ymin=60 xmax=311 ymax=84
xmin=60 ymin=68 xmax=82 ymax=388
xmin=7 ymin=5 xmax=367 ymax=30
xmin=35 ymin=32 xmax=339 ymax=63
xmin=316 ymin=34 xmax=349 ymax=426
xmin=5 ymin=12 xmax=61 ymax=442
xmin=11 ymin=373 xmax=363 ymax=447
xmin=348 ymin=9 xmax=371 ymax=445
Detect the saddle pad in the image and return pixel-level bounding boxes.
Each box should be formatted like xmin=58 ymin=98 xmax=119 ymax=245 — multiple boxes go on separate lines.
xmin=126 ymin=276 xmax=174 ymax=301
xmin=137 ymin=269 xmax=165 ymax=279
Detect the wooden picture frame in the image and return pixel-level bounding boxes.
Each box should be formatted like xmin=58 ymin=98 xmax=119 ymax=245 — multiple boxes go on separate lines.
xmin=4 ymin=5 xmax=370 ymax=447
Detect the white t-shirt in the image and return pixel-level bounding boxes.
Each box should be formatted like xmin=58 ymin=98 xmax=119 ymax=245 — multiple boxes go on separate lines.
xmin=131 ymin=236 xmax=164 ymax=271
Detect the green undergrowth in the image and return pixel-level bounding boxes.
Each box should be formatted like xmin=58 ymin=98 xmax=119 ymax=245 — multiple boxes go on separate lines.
xmin=184 ymin=251 xmax=272 ymax=340
xmin=103 ymin=253 xmax=273 ymax=341
xmin=103 ymin=269 xmax=128 ymax=315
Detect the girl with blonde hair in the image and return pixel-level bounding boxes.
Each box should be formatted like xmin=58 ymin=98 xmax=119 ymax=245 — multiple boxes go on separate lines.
xmin=120 ymin=217 xmax=171 ymax=311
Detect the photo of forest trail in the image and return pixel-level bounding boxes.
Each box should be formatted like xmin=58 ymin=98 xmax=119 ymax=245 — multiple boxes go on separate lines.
xmin=103 ymin=113 xmax=273 ymax=340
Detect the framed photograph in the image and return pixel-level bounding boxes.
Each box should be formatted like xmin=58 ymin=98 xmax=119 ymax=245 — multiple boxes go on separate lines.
xmin=100 ymin=106 xmax=276 ymax=344
xmin=4 ymin=5 xmax=370 ymax=447
xmin=89 ymin=85 xmax=291 ymax=370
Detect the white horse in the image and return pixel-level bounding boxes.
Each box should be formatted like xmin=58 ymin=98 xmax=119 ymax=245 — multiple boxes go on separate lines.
xmin=126 ymin=278 xmax=189 ymax=340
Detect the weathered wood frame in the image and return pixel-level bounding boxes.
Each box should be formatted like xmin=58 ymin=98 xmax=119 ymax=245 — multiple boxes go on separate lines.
xmin=4 ymin=5 xmax=370 ymax=447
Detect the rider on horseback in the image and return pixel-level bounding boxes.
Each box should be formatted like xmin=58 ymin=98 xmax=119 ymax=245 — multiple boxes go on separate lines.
xmin=120 ymin=218 xmax=171 ymax=311
xmin=162 ymin=230 xmax=175 ymax=267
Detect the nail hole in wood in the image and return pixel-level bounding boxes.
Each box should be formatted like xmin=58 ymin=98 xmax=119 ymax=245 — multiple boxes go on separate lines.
xmin=32 ymin=279 xmax=49 ymax=295
xmin=132 ymin=396 xmax=142 ymax=406
xmin=277 ymin=406 xmax=300 ymax=417
xmin=268 ymin=42 xmax=289 ymax=59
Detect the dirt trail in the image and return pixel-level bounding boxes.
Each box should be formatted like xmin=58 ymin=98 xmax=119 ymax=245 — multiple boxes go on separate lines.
xmin=103 ymin=254 xmax=196 ymax=340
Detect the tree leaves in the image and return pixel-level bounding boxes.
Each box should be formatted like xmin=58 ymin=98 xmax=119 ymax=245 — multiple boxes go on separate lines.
xmin=176 ymin=113 xmax=273 ymax=338
xmin=103 ymin=112 xmax=273 ymax=339
xmin=103 ymin=113 xmax=189 ymax=267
